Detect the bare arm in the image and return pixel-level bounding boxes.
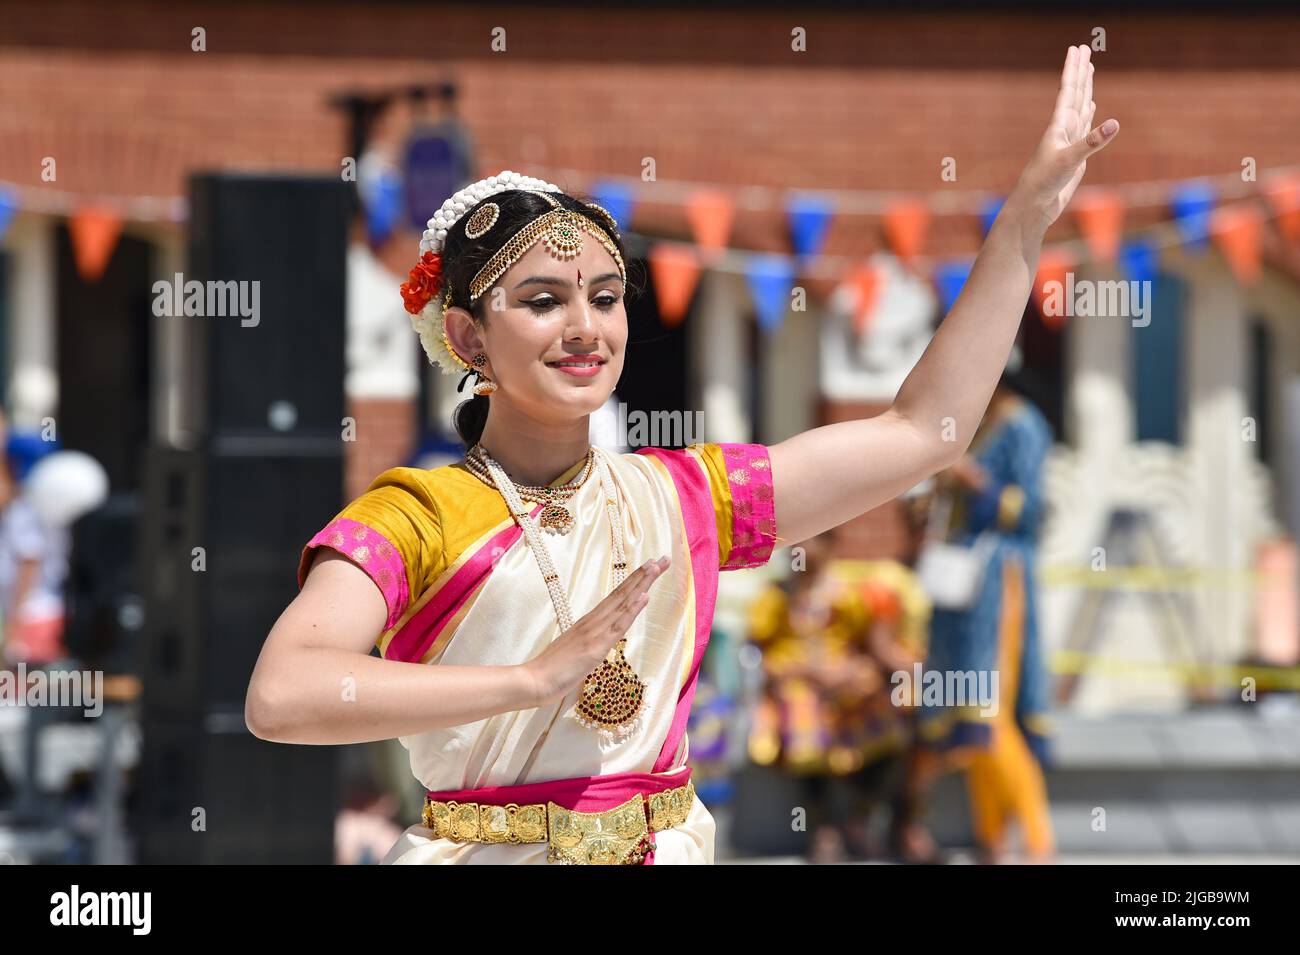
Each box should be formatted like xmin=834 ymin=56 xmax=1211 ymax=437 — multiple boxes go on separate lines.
xmin=768 ymin=44 xmax=1118 ymax=547
xmin=245 ymin=551 xmax=534 ymax=744
xmin=245 ymin=550 xmax=668 ymax=745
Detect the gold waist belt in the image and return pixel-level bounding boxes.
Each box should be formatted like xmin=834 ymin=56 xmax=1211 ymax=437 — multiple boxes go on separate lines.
xmin=421 ymin=778 xmax=696 ymax=865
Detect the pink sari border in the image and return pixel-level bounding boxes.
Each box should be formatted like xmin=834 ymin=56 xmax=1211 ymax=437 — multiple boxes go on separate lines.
xmin=425 ymin=765 xmax=692 ymax=813
xmin=636 ymin=447 xmax=718 ymax=774
xmin=299 ymin=517 xmax=409 ymax=631
xmin=382 ymin=509 xmax=537 ymax=664
xmin=718 ymin=443 xmax=777 ymax=570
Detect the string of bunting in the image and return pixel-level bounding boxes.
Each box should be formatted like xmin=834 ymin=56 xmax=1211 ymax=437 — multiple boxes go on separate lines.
xmin=4 ymin=161 xmax=1298 ymax=311
xmin=0 ymin=179 xmax=184 ymax=283
xmin=567 ymin=165 xmax=1300 ymax=331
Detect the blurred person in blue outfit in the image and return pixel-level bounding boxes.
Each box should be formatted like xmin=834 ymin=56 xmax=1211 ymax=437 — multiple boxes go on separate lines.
xmin=915 ymin=355 xmax=1056 ymax=863
xmin=0 ymin=427 xmax=69 ymax=665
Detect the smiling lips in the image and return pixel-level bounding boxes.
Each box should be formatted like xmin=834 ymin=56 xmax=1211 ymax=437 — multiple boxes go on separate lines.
xmin=547 ymin=356 xmax=606 ymax=378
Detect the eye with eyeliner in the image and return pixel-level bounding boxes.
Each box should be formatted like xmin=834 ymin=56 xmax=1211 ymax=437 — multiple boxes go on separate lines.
xmin=525 ymin=293 xmax=621 ymax=313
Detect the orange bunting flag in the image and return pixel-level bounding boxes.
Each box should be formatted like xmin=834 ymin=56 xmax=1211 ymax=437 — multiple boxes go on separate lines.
xmin=1211 ymin=204 xmax=1263 ymax=285
xmin=648 ymin=244 xmax=702 ymax=328
xmin=1031 ymin=248 xmax=1075 ymax=328
xmin=1266 ymin=174 xmax=1300 ymax=245
xmin=845 ymin=262 xmax=883 ymax=336
xmin=1072 ymin=189 xmax=1125 ymax=262
xmin=68 ymin=206 xmax=124 ymax=283
xmin=882 ymin=200 xmax=930 ymax=262
xmin=685 ymin=189 xmax=735 ymax=264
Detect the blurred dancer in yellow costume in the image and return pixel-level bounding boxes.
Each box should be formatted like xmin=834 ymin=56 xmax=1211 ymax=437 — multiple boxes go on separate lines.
xmin=747 ymin=531 xmax=919 ymax=861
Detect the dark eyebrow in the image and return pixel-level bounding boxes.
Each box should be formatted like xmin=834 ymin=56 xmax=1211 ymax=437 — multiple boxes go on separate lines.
xmin=513 ymin=273 xmax=622 ymax=291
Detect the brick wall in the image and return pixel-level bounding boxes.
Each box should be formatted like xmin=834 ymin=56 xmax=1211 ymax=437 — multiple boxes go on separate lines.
xmin=345 ymin=396 xmax=416 ymax=501
xmin=3 ymin=2 xmax=1298 ymax=268
xmin=4 ymin=1 xmax=1299 ymax=546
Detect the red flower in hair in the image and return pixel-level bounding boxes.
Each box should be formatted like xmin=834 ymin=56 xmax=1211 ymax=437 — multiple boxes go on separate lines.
xmin=400 ymin=251 xmax=444 ymax=315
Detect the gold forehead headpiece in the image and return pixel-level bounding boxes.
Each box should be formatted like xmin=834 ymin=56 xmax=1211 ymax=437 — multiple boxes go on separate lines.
xmin=467 ymin=191 xmax=625 ymax=303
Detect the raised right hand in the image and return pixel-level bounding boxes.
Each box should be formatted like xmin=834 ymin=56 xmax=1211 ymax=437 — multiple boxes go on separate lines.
xmin=1007 ymin=44 xmax=1119 ymax=233
xmin=519 ymin=556 xmax=670 ymax=708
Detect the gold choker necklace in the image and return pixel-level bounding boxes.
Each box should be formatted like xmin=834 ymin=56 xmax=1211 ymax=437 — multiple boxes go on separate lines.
xmin=464 ymin=445 xmax=594 ymax=535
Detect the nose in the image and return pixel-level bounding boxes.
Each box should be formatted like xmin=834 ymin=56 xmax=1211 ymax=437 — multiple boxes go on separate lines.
xmin=563 ymin=295 xmax=600 ymax=344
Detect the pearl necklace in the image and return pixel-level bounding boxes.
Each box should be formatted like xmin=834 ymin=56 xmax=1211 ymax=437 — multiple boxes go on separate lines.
xmin=476 ymin=445 xmax=647 ymax=738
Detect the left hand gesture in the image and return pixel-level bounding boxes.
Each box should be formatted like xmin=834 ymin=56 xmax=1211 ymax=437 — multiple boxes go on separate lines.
xmin=1010 ymin=45 xmax=1120 ymax=232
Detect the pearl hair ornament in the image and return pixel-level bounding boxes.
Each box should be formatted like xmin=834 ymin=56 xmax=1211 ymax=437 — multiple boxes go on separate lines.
xmin=418 ymin=170 xmax=563 ymax=256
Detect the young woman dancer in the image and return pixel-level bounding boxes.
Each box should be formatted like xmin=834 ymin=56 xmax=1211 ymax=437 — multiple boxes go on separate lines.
xmin=246 ymin=45 xmax=1116 ymax=864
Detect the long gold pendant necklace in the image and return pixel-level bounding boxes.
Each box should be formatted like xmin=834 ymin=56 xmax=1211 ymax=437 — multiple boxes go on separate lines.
xmin=470 ymin=444 xmax=648 ymax=738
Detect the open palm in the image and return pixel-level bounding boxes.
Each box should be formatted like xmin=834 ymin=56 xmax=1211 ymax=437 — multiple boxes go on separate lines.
xmin=1013 ymin=45 xmax=1119 ymax=230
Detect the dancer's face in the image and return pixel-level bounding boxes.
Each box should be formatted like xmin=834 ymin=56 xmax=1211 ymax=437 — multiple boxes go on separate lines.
xmin=445 ymin=239 xmax=626 ymax=425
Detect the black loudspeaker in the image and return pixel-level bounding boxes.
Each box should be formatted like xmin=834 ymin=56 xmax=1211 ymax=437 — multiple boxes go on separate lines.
xmin=64 ymin=493 xmax=144 ymax=675
xmin=135 ymin=174 xmax=348 ymax=864
xmin=186 ymin=174 xmax=348 ymax=438
xmin=133 ymin=718 xmax=339 ymax=864
xmin=135 ymin=443 xmax=342 ymax=864
xmin=138 ymin=443 xmax=344 ymax=714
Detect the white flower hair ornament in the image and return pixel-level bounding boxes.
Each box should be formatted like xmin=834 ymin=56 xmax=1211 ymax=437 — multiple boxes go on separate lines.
xmin=398 ymin=170 xmax=626 ymax=385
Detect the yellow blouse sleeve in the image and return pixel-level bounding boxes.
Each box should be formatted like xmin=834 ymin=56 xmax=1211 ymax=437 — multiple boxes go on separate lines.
xmin=688 ymin=442 xmax=778 ymax=571
xmin=297 ymin=467 xmax=441 ymax=632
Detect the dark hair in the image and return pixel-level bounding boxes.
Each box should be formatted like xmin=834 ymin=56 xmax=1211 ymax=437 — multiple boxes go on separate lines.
xmin=440 ymin=188 xmax=641 ymax=446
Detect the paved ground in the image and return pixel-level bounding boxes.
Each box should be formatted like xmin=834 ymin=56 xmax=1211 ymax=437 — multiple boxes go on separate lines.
xmin=3 ymin=703 xmax=1298 ymax=864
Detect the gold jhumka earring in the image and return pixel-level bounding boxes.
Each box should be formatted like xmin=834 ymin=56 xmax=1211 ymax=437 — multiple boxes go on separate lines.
xmin=470 ymin=353 xmax=497 ymax=396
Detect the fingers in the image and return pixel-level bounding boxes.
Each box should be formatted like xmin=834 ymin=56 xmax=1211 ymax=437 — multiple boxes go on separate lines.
xmin=1057 ymin=44 xmax=1075 ymax=94
xmin=590 ymin=556 xmax=670 ymax=621
xmin=1076 ymin=45 xmax=1086 ymax=108
xmin=619 ymin=556 xmax=668 ymax=599
xmin=609 ymin=588 xmax=652 ymax=637
xmin=1075 ymin=46 xmax=1091 ymax=129
xmin=1050 ymin=45 xmax=1078 ymax=128
xmin=1081 ymin=54 xmax=1095 ymax=135
xmin=1068 ymin=46 xmax=1084 ymax=115
xmin=1075 ymin=118 xmax=1120 ymax=159
xmin=608 ymin=556 xmax=669 ymax=625
xmin=1052 ymin=44 xmax=1091 ymax=139
xmin=600 ymin=559 xmax=666 ymax=644
xmin=616 ymin=558 xmax=665 ymax=614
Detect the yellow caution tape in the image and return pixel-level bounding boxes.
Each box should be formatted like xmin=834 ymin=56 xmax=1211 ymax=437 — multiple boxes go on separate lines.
xmin=1040 ymin=565 xmax=1270 ymax=590
xmin=1051 ymin=649 xmax=1300 ymax=690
